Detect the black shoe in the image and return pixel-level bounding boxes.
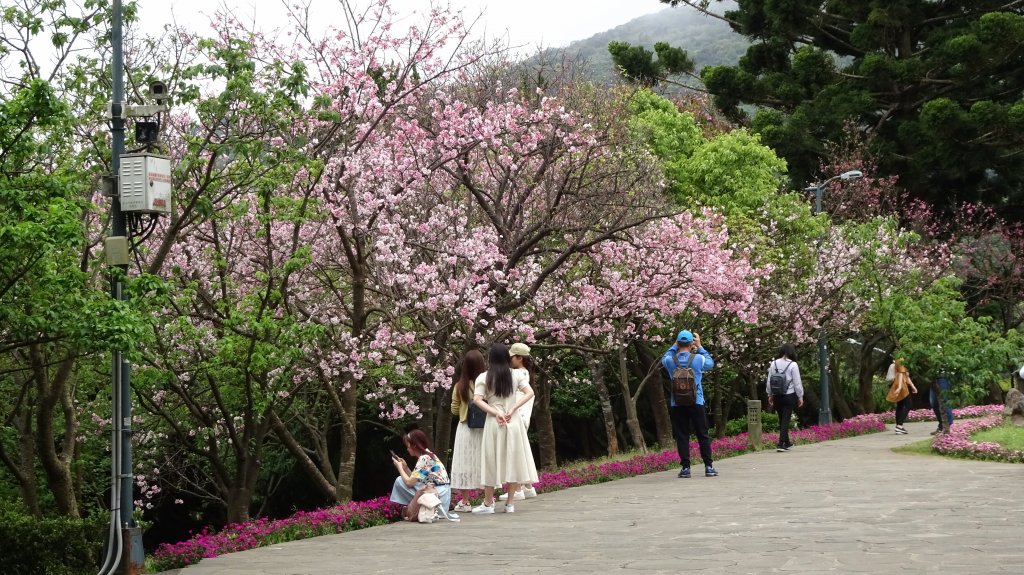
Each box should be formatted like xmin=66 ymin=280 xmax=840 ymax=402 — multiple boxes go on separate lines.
xmin=705 ymin=466 xmax=718 ymax=477
xmin=678 ymin=467 xmax=691 ymax=478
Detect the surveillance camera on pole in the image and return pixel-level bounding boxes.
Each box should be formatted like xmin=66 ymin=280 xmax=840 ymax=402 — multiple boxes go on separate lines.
xmin=104 ymin=78 xmax=173 ymax=216
xmin=107 ymin=79 xmax=172 ymax=119
xmin=148 ymin=80 xmax=170 ymax=106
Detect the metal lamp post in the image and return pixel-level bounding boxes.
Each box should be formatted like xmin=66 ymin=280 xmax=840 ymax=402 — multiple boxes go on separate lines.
xmin=805 ymin=169 xmax=862 ymax=425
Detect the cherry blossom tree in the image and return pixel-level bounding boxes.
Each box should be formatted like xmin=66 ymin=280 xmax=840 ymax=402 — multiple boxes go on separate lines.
xmin=124 ymin=0 xmax=678 ymax=516
xmin=529 ymin=210 xmax=761 ymax=455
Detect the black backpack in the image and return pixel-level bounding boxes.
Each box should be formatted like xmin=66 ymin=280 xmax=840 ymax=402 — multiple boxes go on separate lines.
xmin=672 ymin=352 xmax=699 ymax=406
xmin=769 ymin=360 xmax=793 ymax=396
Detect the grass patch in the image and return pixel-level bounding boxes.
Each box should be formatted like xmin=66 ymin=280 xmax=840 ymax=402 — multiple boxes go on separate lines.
xmin=970 ymin=423 xmax=1024 ymax=451
xmin=892 ymin=438 xmax=938 ymax=457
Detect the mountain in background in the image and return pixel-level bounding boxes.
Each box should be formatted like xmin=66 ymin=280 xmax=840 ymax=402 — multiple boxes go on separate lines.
xmin=530 ymin=4 xmax=749 ymax=88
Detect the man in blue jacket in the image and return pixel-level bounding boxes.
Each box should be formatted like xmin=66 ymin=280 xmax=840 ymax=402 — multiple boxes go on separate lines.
xmin=661 ymin=330 xmax=717 ymax=478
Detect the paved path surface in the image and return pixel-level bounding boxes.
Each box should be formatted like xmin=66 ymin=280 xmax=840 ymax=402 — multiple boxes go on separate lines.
xmin=167 ymin=421 xmax=1024 ymax=574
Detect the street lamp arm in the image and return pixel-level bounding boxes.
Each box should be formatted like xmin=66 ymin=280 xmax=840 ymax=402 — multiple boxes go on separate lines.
xmin=806 ymin=169 xmax=863 ymax=192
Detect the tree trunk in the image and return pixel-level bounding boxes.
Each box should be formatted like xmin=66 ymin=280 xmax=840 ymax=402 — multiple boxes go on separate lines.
xmin=434 ymin=386 xmax=454 ymax=463
xmin=617 ymin=348 xmax=646 ymax=453
xmin=747 ymin=371 xmax=759 ymax=402
xmin=532 ymin=368 xmax=557 ymax=471
xmin=329 ymin=240 xmax=367 ymax=504
xmin=986 ymin=379 xmax=1005 ymax=405
xmin=30 ymin=346 xmax=79 ymax=518
xmin=225 ymin=485 xmax=251 ymax=524
xmin=711 ymin=369 xmax=725 ymax=438
xmin=268 ymin=410 xmax=336 ymax=498
xmin=585 ymin=355 xmax=618 ymax=457
xmin=855 ymin=332 xmax=889 ymax=414
xmin=223 ymin=412 xmax=272 ymax=524
xmin=335 ymin=379 xmax=358 ymax=502
xmin=633 ymin=343 xmax=672 ymax=446
xmin=268 ymin=371 xmax=358 ymax=505
xmin=830 ymin=354 xmax=853 ymax=421
xmin=832 ymin=387 xmax=854 ymax=421
xmin=0 ymin=378 xmax=41 ymax=516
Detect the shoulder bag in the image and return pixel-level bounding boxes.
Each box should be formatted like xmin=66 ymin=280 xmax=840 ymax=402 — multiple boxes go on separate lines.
xmin=467 ymin=401 xmax=487 ymax=429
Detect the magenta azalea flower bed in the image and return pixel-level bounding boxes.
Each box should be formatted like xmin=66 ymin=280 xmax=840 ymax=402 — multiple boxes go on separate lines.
xmin=931 ymin=414 xmax=1024 ymax=464
xmin=151 ymin=498 xmax=403 ymax=571
xmin=152 ymin=415 xmax=885 ymax=570
xmin=876 ymin=404 xmax=1003 ymax=423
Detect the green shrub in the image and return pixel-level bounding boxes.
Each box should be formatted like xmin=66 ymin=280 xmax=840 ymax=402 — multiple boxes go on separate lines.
xmin=0 ymin=508 xmax=107 ymax=575
xmin=724 ymin=411 xmax=781 ymax=436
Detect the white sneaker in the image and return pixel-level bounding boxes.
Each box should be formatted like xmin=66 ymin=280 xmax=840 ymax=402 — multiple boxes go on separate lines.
xmin=504 ymin=504 xmax=515 ymax=513
xmin=497 ymin=490 xmax=525 ymax=501
xmin=453 ymin=501 xmax=472 ymax=512
xmin=522 ymin=486 xmax=537 ymax=498
xmin=471 ymin=502 xmax=494 ymax=514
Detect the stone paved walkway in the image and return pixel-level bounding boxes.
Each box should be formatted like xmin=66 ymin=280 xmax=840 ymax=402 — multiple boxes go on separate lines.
xmin=166 ymin=420 xmax=1024 ymax=574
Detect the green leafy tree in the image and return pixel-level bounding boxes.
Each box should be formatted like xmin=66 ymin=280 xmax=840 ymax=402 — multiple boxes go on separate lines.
xmin=875 ymin=276 xmax=1022 ymax=406
xmin=0 ymin=78 xmax=146 ymax=518
xmin=660 ymin=1 xmax=1024 ymax=219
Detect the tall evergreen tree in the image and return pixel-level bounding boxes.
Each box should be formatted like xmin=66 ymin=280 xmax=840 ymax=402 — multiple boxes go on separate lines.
xmin=655 ymin=1 xmax=1024 ymax=219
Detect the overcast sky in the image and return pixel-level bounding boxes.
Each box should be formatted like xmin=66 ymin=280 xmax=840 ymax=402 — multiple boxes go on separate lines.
xmin=139 ymin=0 xmax=669 ymax=53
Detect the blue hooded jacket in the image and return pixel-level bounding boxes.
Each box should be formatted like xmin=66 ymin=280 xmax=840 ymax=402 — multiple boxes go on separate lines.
xmin=661 ymin=344 xmax=714 ymax=407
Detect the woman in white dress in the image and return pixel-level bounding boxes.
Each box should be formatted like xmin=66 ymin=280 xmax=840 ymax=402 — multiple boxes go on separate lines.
xmin=500 ymin=342 xmax=538 ymax=502
xmin=471 ymin=343 xmax=539 ymax=514
xmin=449 ymin=349 xmax=487 ymax=512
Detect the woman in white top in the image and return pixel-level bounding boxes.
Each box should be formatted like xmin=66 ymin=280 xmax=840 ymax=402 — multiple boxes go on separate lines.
xmin=766 ymin=343 xmax=804 ymax=452
xmin=500 ymin=342 xmax=538 ymax=502
xmin=471 ymin=343 xmax=539 ymax=514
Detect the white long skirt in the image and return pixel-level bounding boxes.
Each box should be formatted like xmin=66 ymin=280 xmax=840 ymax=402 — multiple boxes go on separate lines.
xmin=449 ymin=421 xmax=484 ymax=490
xmin=479 ymin=409 xmax=539 ymax=488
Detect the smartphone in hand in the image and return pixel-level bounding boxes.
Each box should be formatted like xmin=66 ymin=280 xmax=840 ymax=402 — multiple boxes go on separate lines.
xmin=389 ymin=449 xmax=400 ymax=459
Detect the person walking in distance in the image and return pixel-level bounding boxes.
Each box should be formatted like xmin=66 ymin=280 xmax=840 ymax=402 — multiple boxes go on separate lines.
xmin=449 ymin=349 xmax=487 ymax=512
xmin=499 ymin=342 xmax=538 ymax=502
xmin=661 ymin=330 xmax=717 ymax=478
xmin=886 ymin=358 xmax=917 ymax=435
xmin=929 ymin=374 xmax=954 ymax=435
xmin=766 ymin=343 xmax=804 ymax=451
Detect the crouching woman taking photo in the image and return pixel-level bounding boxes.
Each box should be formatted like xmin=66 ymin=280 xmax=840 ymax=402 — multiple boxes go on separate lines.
xmin=390 ymin=429 xmax=453 ymax=521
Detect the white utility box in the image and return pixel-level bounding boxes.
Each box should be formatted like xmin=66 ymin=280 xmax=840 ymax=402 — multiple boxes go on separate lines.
xmin=119 ymin=154 xmax=172 ymax=214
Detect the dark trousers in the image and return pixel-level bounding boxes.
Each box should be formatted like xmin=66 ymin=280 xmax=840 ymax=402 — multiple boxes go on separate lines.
xmin=929 ymin=386 xmax=954 ymax=430
xmin=670 ymin=404 xmax=713 ymax=468
xmin=773 ymin=393 xmax=797 ymax=448
xmin=895 ymin=395 xmax=913 ymax=426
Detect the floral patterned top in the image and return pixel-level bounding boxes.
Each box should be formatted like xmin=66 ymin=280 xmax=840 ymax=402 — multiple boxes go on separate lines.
xmin=412 ymin=450 xmax=450 ymax=486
